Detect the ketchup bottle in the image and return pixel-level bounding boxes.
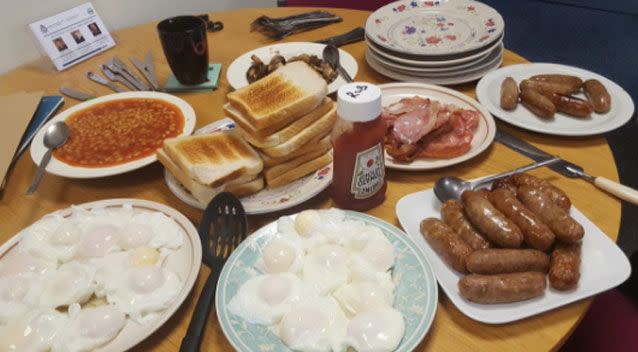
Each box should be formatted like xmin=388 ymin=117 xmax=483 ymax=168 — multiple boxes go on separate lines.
xmin=331 ymin=82 xmax=387 ymax=211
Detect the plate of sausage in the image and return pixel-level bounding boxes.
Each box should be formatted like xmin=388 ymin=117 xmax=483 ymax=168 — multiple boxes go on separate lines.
xmin=396 ymin=172 xmax=631 ymax=324
xmin=476 ymin=63 xmax=634 ymax=136
xmin=379 ymin=83 xmax=496 ymax=171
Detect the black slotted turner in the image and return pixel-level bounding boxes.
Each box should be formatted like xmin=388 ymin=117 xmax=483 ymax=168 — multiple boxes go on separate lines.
xmin=180 ymin=192 xmax=247 ymax=352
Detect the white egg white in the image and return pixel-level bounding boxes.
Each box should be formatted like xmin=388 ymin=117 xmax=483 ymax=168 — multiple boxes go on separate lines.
xmin=302 ymin=244 xmax=350 ymax=295
xmin=0 ymin=308 xmax=67 ymax=352
xmin=39 ymin=261 xmax=96 ymax=309
xmin=228 ymin=273 xmax=309 ymax=325
xmin=333 ymin=281 xmax=395 ymax=317
xmin=51 ymin=303 xmax=126 ymax=352
xmin=17 ymin=215 xmax=82 ymax=263
xmin=254 ymin=234 xmax=305 ymax=274
xmin=346 ymin=308 xmax=405 ymax=352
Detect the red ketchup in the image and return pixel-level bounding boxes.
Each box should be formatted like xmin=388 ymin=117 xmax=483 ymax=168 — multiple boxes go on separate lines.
xmin=331 ymin=82 xmax=386 ymax=211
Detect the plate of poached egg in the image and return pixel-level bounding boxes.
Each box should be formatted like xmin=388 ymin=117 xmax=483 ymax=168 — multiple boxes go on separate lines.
xmin=216 ymin=208 xmax=437 ymax=352
xmin=0 ymin=199 xmax=201 ymax=352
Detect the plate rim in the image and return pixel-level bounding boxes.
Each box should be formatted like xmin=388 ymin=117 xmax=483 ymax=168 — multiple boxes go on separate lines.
xmin=367 ymin=36 xmax=502 ymax=67
xmin=225 ymin=41 xmax=358 ymax=94
xmin=476 ymin=62 xmax=636 ymax=136
xmin=29 ymin=91 xmax=196 ymax=178
xmin=378 ymin=82 xmax=496 ymax=170
xmin=215 ymin=210 xmax=439 ymax=352
xmin=162 ymin=119 xmax=333 ymax=215
xmin=365 ymin=0 xmax=505 ymax=57
xmin=395 ymin=187 xmax=632 ymax=324
xmin=367 ymin=49 xmax=503 ymax=86
xmin=0 ymin=198 xmax=202 ymax=352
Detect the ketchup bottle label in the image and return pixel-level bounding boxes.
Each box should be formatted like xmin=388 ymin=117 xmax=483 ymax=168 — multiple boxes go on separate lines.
xmin=350 ymin=143 xmax=385 ymax=199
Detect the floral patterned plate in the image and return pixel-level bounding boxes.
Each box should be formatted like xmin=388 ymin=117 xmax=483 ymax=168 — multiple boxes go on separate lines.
xmin=215 ymin=210 xmax=438 ymax=351
xmin=365 ymin=0 xmax=504 ymax=57
xmin=163 ymin=119 xmax=333 ymax=215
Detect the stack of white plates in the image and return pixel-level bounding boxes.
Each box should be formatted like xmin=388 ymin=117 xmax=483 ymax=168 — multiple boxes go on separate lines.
xmin=364 ymin=0 xmax=505 ymax=85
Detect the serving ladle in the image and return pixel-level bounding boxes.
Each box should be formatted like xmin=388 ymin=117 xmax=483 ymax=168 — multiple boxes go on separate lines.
xmin=433 ymin=157 xmax=561 ymax=202
xmin=26 ymin=121 xmax=70 ymax=195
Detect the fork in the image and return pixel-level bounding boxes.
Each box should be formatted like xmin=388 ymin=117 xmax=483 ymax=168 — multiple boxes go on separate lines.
xmin=180 ymin=192 xmax=247 ymax=352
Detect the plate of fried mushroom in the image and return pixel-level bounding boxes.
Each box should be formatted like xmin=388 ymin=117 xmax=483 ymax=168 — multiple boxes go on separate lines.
xmin=226 ymin=42 xmax=358 ymax=94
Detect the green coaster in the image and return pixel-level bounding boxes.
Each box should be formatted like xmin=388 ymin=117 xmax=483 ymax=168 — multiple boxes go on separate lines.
xmin=163 ymin=63 xmax=221 ymax=92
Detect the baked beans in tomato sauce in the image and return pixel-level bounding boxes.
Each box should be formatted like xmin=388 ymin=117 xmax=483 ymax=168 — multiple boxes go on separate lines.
xmin=54 ymin=98 xmax=184 ymax=167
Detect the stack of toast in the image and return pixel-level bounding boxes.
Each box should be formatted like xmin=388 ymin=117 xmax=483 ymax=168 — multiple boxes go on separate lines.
xmin=157 ymin=130 xmax=264 ymax=205
xmin=225 ymin=61 xmax=336 ymax=188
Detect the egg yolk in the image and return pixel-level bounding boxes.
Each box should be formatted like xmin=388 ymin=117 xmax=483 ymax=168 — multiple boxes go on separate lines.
xmin=128 ymin=247 xmax=160 ymax=267
xmin=129 ymin=266 xmax=164 ymax=294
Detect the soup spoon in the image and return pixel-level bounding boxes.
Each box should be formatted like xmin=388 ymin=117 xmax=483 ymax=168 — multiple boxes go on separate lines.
xmin=433 ymin=157 xmax=561 ymax=202
xmin=26 ymin=122 xmax=70 ymax=195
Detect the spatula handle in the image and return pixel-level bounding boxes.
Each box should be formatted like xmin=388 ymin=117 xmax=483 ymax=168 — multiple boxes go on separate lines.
xmin=179 ymin=265 xmax=223 ymax=352
xmin=594 ymin=177 xmax=638 ymax=205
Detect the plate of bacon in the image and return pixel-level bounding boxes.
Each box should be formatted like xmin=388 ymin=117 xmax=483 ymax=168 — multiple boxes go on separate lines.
xmin=380 ymin=83 xmax=496 ymax=170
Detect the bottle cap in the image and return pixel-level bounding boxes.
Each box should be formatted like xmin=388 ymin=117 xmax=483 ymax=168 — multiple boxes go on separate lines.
xmin=337 ymin=82 xmax=382 ymax=122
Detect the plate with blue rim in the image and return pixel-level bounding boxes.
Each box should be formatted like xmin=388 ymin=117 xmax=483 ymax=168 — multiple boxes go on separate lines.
xmin=215 ymin=210 xmax=438 ymax=351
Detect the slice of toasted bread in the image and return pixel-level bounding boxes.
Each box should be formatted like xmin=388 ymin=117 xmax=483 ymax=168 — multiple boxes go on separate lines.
xmin=259 ymin=107 xmax=336 ymax=158
xmin=261 ymin=134 xmax=332 ymax=168
xmin=227 ymin=98 xmax=334 ymax=148
xmin=266 ymin=150 xmax=333 ymax=189
xmin=265 ymin=147 xmax=333 ymax=182
xmin=158 ymin=149 xmax=263 ymax=204
xmin=227 ymin=61 xmax=327 ymax=131
xmin=163 ymin=130 xmax=263 ymax=187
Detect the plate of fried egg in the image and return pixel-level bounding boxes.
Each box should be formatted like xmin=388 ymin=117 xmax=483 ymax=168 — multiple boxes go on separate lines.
xmin=216 ymin=208 xmax=437 ymax=352
xmin=0 ymin=199 xmax=201 ymax=352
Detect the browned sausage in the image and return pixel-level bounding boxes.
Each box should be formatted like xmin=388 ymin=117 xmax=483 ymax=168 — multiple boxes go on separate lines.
xmin=545 ymin=93 xmax=594 ymax=118
xmin=420 ymin=218 xmax=472 ymax=273
xmin=458 ymin=272 xmax=547 ymax=304
xmin=520 ymin=87 xmax=556 ymax=118
xmin=517 ymin=186 xmax=584 ymax=243
xmin=549 ymin=241 xmax=581 ymax=290
xmin=529 ymin=74 xmax=583 ymax=91
xmin=500 ymin=77 xmax=519 ymax=110
xmin=491 ymin=178 xmax=518 ymax=195
xmin=441 ymin=199 xmax=492 ymax=250
xmin=509 ymin=173 xmax=571 ymax=210
xmin=583 ymin=79 xmax=611 ymax=113
xmin=461 ymin=190 xmax=523 ymax=248
xmin=520 ymin=79 xmax=579 ymax=95
xmin=466 ymin=249 xmax=550 ymax=274
xmin=488 ymin=188 xmax=556 ymax=251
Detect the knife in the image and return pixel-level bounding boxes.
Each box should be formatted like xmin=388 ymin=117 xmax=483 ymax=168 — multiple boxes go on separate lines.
xmin=111 ymin=57 xmax=149 ymax=91
xmin=495 ymin=129 xmax=638 ymax=204
xmin=316 ymin=27 xmax=365 ymax=47
xmin=59 ymin=87 xmax=95 ymax=101
xmin=130 ymin=52 xmax=160 ymax=91
xmin=87 ymin=71 xmax=126 ymax=92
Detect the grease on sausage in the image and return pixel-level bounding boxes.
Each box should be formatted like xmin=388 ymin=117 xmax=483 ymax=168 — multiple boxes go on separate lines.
xmin=520 ymin=87 xmax=556 ymax=119
xmin=509 ymin=173 xmax=571 ymax=210
xmin=420 ymin=218 xmax=473 ymax=273
xmin=500 ymin=77 xmax=519 ymax=110
xmin=466 ymin=249 xmax=550 ymax=274
xmin=583 ymin=79 xmax=611 ymax=113
xmin=459 ymin=272 xmax=547 ymax=304
xmin=549 ymin=241 xmax=581 ymax=290
xmin=488 ymin=188 xmax=556 ymax=251
xmin=441 ymin=199 xmax=492 ymax=250
xmin=461 ymin=190 xmax=523 ymax=248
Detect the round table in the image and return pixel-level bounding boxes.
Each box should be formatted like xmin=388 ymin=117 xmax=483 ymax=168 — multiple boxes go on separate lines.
xmin=0 ymin=7 xmax=621 ymax=352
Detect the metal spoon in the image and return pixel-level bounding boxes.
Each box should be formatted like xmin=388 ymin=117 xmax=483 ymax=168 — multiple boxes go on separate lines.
xmin=322 ymin=44 xmax=353 ymax=83
xmin=433 ymin=157 xmax=561 ymax=202
xmin=26 ymin=122 xmax=70 ymax=195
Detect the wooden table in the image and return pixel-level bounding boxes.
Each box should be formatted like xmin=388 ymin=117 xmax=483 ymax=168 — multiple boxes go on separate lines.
xmin=0 ymin=7 xmax=621 ymax=352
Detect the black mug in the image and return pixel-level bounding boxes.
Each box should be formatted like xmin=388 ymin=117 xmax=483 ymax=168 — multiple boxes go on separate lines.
xmin=158 ymin=16 xmax=209 ymax=85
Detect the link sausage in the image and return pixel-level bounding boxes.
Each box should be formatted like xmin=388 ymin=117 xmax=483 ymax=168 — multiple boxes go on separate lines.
xmin=459 ymin=272 xmax=547 ymax=304
xmin=520 ymin=79 xmax=579 ymax=96
xmin=545 ymin=93 xmax=594 ymax=118
xmin=549 ymin=241 xmax=581 ymax=290
xmin=466 ymin=249 xmax=550 ymax=274
xmin=500 ymin=77 xmax=519 ymax=110
xmin=488 ymin=188 xmax=556 ymax=251
xmin=491 ymin=178 xmax=518 ymax=195
xmin=441 ymin=199 xmax=492 ymax=250
xmin=583 ymin=79 xmax=611 ymax=113
xmin=529 ymin=74 xmax=582 ymax=91
xmin=461 ymin=190 xmax=523 ymax=248
xmin=517 ymin=185 xmax=584 ymax=243
xmin=520 ymin=87 xmax=556 ymax=118
xmin=509 ymin=173 xmax=571 ymax=210
xmin=420 ymin=218 xmax=473 ymax=273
